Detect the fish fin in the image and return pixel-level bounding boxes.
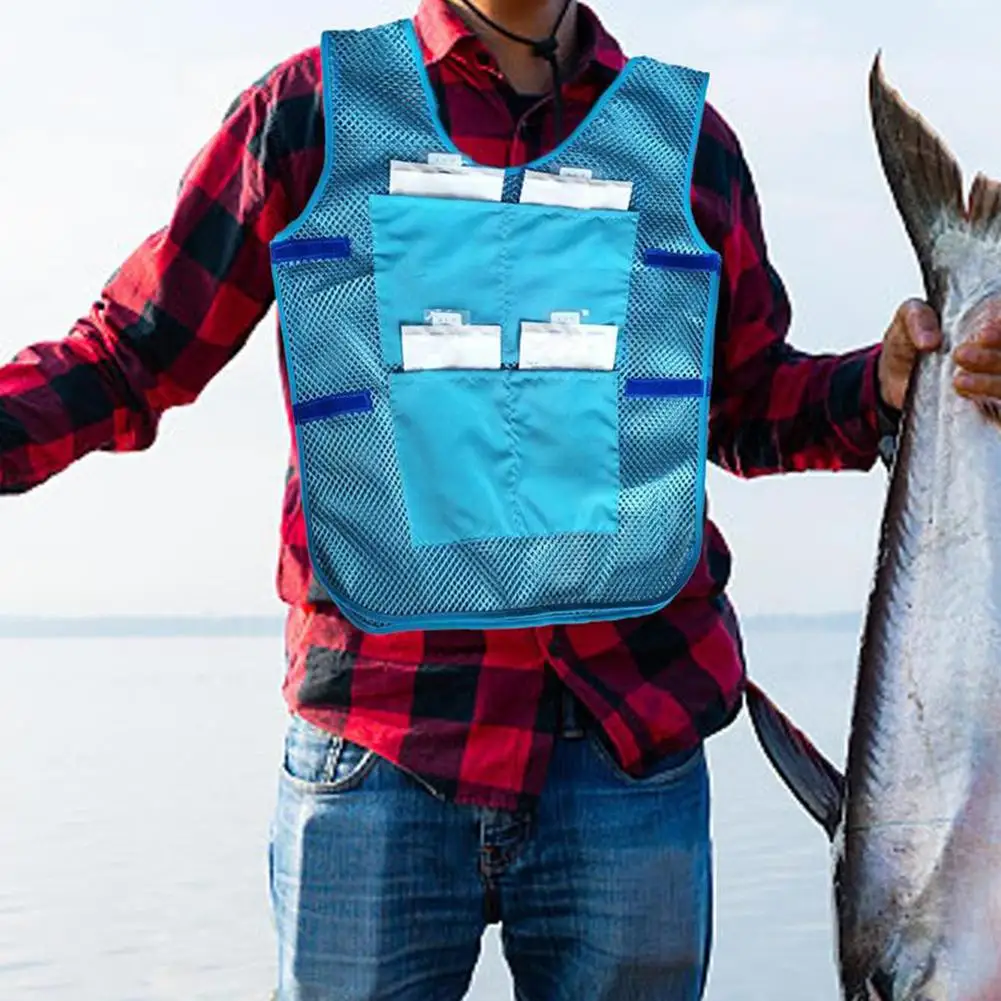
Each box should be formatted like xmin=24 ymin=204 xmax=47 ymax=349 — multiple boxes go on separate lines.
xmin=851 ymin=984 xmax=884 ymax=1001
xmin=744 ymin=681 xmax=844 ymax=839
xmin=869 ymin=53 xmax=966 ymax=312
xmin=866 ymin=968 xmax=895 ymax=1001
xmin=850 ymin=980 xmax=889 ymax=1001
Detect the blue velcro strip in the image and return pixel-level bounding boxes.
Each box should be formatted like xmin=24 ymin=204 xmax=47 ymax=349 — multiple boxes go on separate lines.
xmin=271 ymin=237 xmax=352 ymax=264
xmin=644 ymin=249 xmax=721 ymax=273
xmin=625 ymin=378 xmax=709 ymax=399
xmin=293 ymin=390 xmax=373 ymax=423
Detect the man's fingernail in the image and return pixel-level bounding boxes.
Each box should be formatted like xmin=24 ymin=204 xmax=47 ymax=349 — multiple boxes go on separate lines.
xmin=956 ymin=372 xmax=976 ymax=390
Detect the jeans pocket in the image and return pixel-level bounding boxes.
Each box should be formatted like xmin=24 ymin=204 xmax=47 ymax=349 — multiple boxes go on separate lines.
xmin=280 ymin=715 xmax=377 ymax=794
xmin=587 ymin=731 xmax=705 ymax=787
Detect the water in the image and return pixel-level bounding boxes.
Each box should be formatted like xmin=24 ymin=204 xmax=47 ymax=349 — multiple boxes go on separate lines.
xmin=0 ymin=620 xmax=860 ymax=1000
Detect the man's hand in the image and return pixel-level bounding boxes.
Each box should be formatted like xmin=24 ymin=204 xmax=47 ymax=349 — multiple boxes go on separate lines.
xmin=879 ymin=298 xmax=1001 ymax=411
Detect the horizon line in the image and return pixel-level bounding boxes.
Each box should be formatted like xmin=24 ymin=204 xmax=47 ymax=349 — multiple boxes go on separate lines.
xmin=0 ymin=611 xmax=863 ymax=639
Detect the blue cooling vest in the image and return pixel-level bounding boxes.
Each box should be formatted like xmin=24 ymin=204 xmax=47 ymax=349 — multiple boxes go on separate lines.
xmin=270 ymin=19 xmax=720 ymax=634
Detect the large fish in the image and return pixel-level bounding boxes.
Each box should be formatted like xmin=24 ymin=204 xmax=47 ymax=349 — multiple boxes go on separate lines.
xmin=746 ymin=55 xmax=1001 ymax=1001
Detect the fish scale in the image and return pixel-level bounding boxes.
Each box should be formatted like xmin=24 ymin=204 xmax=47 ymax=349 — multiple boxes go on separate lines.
xmin=746 ymin=55 xmax=1001 ymax=1001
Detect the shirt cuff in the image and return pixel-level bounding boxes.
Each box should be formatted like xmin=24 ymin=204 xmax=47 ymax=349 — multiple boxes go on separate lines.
xmin=874 ymin=346 xmax=902 ymax=468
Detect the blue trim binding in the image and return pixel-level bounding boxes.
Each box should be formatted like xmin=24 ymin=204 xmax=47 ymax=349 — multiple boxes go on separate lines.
xmin=268 ymin=30 xmax=341 ymax=246
xmin=625 ymin=378 xmax=709 ymax=398
xmin=680 ymin=72 xmax=716 ymax=257
xmin=643 ymin=249 xmax=721 ymax=273
xmin=293 ymin=390 xmax=373 ymax=424
xmin=271 ymin=236 xmax=352 ymax=264
xmin=403 ymin=19 xmax=640 ymax=175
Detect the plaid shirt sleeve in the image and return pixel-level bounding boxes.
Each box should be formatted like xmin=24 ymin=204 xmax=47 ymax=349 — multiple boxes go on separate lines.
xmin=700 ymin=108 xmax=886 ymax=477
xmin=0 ymin=70 xmax=299 ymax=494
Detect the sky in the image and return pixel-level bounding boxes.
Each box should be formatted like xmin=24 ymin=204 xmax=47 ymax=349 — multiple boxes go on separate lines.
xmin=0 ymin=0 xmax=998 ymax=619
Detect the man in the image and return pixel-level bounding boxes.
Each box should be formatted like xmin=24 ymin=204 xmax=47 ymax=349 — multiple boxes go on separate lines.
xmin=2 ymin=1 xmax=1000 ymax=999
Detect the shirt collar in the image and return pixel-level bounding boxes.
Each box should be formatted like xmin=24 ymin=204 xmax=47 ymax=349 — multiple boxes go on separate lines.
xmin=413 ymin=0 xmax=627 ymax=76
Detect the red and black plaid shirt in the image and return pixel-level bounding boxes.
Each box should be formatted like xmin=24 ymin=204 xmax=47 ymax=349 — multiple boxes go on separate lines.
xmin=0 ymin=0 xmax=885 ymax=810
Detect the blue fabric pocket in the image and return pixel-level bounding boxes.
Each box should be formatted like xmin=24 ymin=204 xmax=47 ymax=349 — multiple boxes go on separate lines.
xmin=514 ymin=371 xmax=619 ymax=537
xmin=370 ymin=194 xmax=638 ymax=368
xmin=389 ymin=370 xmax=619 ymax=547
xmin=503 ymin=204 xmax=637 ymax=368
xmin=371 ymin=196 xmax=507 ymax=369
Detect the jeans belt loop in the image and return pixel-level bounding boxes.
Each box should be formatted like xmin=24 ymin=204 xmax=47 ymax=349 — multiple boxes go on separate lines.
xmin=559 ymin=687 xmax=585 ymax=740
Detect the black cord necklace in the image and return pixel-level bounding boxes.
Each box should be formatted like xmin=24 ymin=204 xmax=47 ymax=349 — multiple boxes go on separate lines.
xmin=455 ymin=0 xmax=574 ymax=142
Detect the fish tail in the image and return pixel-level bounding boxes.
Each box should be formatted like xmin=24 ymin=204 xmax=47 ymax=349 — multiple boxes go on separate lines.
xmin=869 ymin=53 xmax=966 ymax=311
xmin=963 ymin=172 xmax=1001 ymax=427
xmin=968 ymin=172 xmax=1001 ymax=242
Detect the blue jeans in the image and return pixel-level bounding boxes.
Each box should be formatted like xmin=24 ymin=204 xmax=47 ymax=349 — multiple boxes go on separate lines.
xmin=269 ymin=709 xmax=712 ymax=1001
